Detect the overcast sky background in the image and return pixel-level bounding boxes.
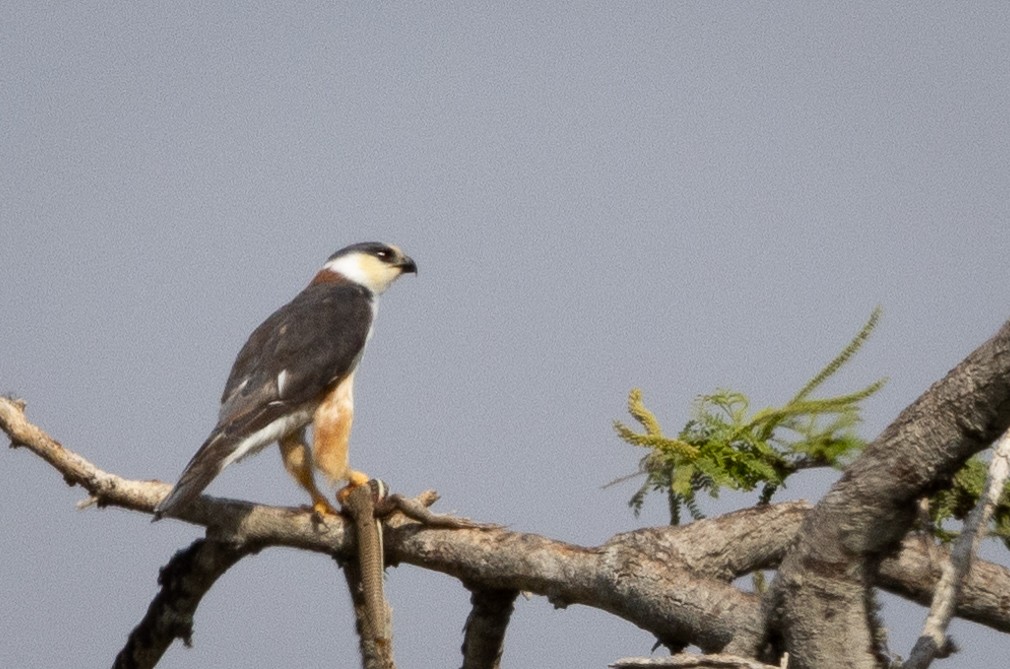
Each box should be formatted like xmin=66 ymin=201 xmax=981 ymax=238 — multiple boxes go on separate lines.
xmin=3 ymin=3 xmax=1009 ymax=668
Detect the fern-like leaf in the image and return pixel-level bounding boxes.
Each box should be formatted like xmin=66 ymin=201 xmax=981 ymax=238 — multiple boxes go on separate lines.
xmin=613 ymin=309 xmax=885 ymax=525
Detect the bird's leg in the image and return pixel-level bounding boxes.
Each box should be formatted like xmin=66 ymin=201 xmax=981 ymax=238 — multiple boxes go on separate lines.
xmin=279 ymin=430 xmax=339 ymax=516
xmin=313 ymin=376 xmax=371 ymax=505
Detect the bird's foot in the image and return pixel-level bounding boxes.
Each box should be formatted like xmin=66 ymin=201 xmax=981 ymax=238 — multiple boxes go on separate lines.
xmin=336 ymin=470 xmax=371 ymax=504
xmin=367 ymin=488 xmax=499 ymax=530
xmin=311 ymin=497 xmax=340 ymax=517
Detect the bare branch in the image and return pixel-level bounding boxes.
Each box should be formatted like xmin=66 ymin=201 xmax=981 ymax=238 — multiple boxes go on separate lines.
xmin=386 ymin=514 xmax=764 ymax=653
xmin=877 ymin=535 xmax=1010 ymax=634
xmin=460 ymin=587 xmax=517 ymax=669
xmin=610 ymin=652 xmax=780 ymax=668
xmin=112 ymin=539 xmax=248 ymax=669
xmin=1 ymin=395 xmax=159 ymax=513
xmin=5 ymin=393 xmax=1010 ymax=662
xmin=770 ymin=319 xmax=1010 ymax=668
xmin=904 ymin=429 xmax=1010 ymax=669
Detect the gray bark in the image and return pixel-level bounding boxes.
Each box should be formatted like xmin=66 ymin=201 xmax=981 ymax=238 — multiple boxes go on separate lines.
xmin=3 ymin=319 xmax=1010 ymax=668
xmin=769 ymin=320 xmax=1010 ymax=668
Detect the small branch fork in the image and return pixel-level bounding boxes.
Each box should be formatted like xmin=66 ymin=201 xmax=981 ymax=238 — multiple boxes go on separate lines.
xmin=4 ymin=394 xmax=1010 ymax=667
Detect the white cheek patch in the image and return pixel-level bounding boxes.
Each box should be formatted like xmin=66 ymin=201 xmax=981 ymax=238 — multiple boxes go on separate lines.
xmin=323 ymin=254 xmax=372 ymax=287
xmin=277 ymin=369 xmax=290 ymax=398
xmin=323 ymin=253 xmax=401 ymax=295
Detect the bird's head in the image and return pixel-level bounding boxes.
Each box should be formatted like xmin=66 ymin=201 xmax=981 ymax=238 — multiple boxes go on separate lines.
xmin=317 ymin=242 xmax=417 ymax=295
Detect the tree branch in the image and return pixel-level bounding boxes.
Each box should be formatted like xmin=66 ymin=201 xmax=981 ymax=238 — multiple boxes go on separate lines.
xmin=5 ymin=392 xmax=1010 ymax=662
xmin=904 ymin=428 xmax=1010 ymax=669
xmin=112 ymin=539 xmax=248 ymax=669
xmin=610 ymin=653 xmax=782 ymax=668
xmin=770 ymin=319 xmax=1010 ymax=668
xmin=385 ymin=512 xmax=765 ymax=653
xmin=460 ymin=587 xmax=517 ymax=669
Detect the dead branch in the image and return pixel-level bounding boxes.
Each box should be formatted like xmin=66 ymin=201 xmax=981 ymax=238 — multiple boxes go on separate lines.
xmin=771 ymin=318 xmax=1010 ymax=668
xmin=460 ymin=587 xmax=517 ymax=669
xmin=112 ymin=539 xmax=248 ymax=669
xmin=905 ymin=428 xmax=1010 ymax=669
xmin=5 ymin=380 xmax=1010 ymax=663
xmin=610 ymin=652 xmax=782 ymax=668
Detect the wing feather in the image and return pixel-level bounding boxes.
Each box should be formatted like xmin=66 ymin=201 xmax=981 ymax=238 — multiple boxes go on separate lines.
xmin=218 ymin=282 xmax=374 ymax=422
xmin=155 ymin=281 xmax=374 ymax=518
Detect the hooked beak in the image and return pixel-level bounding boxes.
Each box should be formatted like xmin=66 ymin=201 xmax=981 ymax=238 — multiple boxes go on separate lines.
xmin=398 ymin=255 xmax=418 ymax=275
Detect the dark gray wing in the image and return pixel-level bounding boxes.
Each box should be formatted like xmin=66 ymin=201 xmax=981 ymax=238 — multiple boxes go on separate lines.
xmin=154 ymin=282 xmax=374 ymax=518
xmin=218 ymin=282 xmax=374 ymax=427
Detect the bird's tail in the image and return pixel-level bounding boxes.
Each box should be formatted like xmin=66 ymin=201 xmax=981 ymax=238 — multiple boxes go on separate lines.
xmin=153 ymin=431 xmax=233 ymax=520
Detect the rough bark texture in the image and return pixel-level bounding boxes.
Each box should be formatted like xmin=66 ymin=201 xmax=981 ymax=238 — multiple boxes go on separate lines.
xmin=4 ymin=320 xmax=1010 ymax=669
xmin=112 ymin=539 xmax=247 ymax=669
xmin=460 ymin=587 xmax=517 ymax=669
xmin=611 ymin=654 xmax=781 ymax=668
xmin=904 ymin=429 xmax=1010 ymax=669
xmin=770 ymin=320 xmax=1010 ymax=668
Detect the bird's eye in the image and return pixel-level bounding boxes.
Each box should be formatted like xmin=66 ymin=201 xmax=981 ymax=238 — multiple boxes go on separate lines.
xmin=376 ymin=249 xmax=392 ymax=259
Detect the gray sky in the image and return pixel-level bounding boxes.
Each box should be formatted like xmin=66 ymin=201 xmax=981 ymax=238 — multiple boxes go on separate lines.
xmin=3 ymin=3 xmax=1009 ymax=667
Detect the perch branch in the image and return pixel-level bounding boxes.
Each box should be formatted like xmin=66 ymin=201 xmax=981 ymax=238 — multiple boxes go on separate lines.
xmin=4 ymin=395 xmax=1010 ymax=656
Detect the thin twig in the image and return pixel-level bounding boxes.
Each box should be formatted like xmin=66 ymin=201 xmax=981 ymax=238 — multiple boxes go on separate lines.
xmin=904 ymin=428 xmax=1010 ymax=669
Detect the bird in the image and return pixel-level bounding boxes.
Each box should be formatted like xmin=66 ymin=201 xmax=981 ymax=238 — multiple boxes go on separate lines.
xmin=153 ymin=241 xmax=417 ymax=520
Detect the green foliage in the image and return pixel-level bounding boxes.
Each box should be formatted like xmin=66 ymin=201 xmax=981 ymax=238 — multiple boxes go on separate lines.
xmin=929 ymin=456 xmax=1010 ymax=550
xmin=613 ymin=306 xmax=1010 ymax=550
xmin=613 ymin=308 xmax=886 ymax=525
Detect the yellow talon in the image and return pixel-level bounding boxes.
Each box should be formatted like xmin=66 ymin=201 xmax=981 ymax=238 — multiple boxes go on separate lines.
xmin=311 ymin=496 xmax=340 ymax=516
xmin=347 ymin=470 xmax=370 ymax=487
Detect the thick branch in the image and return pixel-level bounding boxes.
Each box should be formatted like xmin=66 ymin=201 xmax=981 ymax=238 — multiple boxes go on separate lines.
xmin=460 ymin=587 xmax=517 ymax=669
xmin=5 ymin=395 xmax=1010 ymax=659
xmin=771 ymin=320 xmax=1010 ymax=668
xmin=905 ymin=428 xmax=1010 ymax=669
xmin=386 ymin=515 xmax=764 ymax=652
xmin=877 ymin=536 xmax=1010 ymax=634
xmin=112 ymin=539 xmax=248 ymax=669
xmin=611 ymin=654 xmax=782 ymax=668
